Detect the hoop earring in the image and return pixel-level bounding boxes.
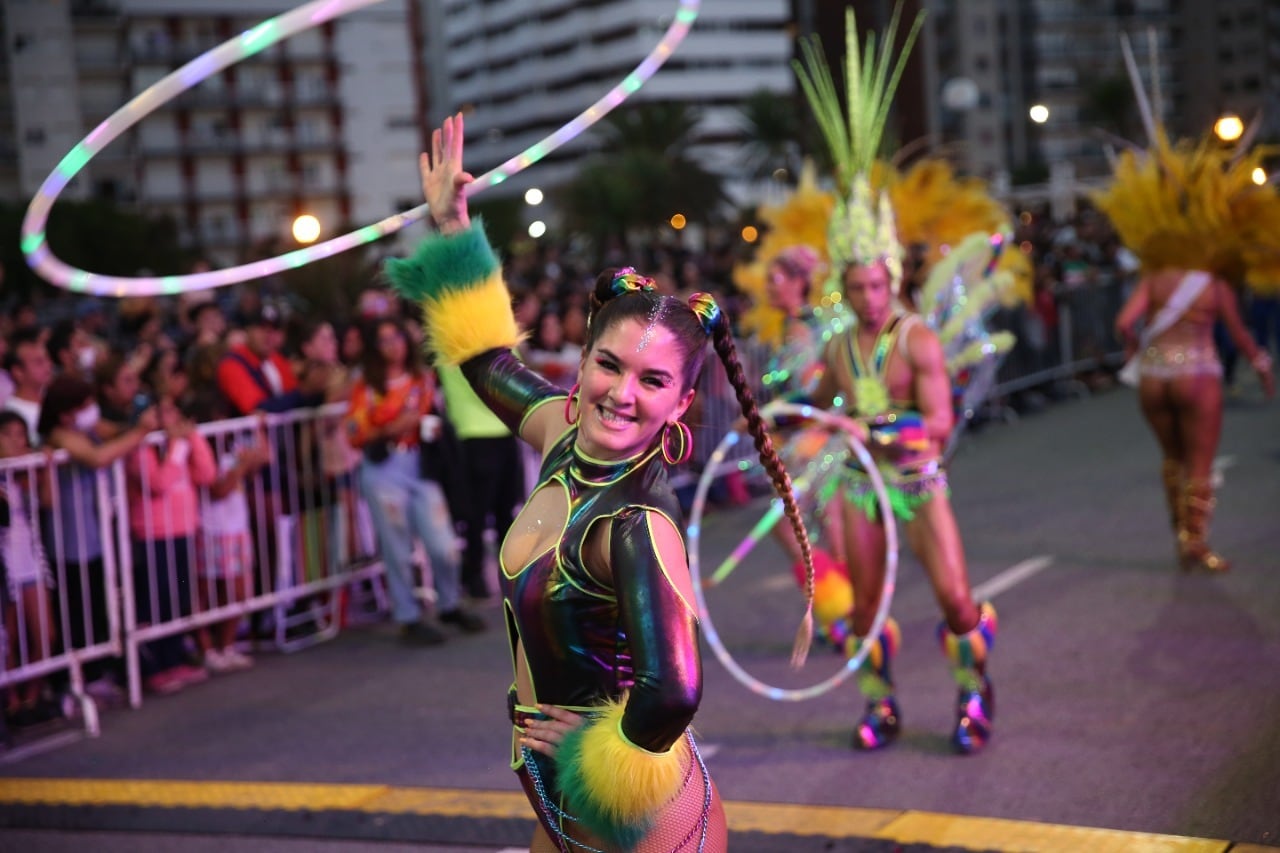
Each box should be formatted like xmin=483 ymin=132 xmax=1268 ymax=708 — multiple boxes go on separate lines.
xmin=564 ymin=383 xmax=580 ymax=425
xmin=661 ymin=420 xmax=693 ymax=465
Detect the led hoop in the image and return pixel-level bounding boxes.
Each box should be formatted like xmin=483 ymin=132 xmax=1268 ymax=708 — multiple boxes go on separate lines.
xmin=687 ymin=403 xmax=899 ymax=702
xmin=21 ymin=0 xmax=702 ymax=297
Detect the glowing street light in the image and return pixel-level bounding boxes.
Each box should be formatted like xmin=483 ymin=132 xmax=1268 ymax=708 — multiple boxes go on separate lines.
xmin=741 ymin=225 xmax=759 ymax=243
xmin=524 ymin=187 xmax=543 ymax=205
xmin=1029 ymin=104 xmax=1050 ymax=124
xmin=528 ymin=220 xmax=546 ymax=238
xmin=292 ymin=214 xmax=321 ymax=244
xmin=670 ymin=213 xmax=687 ymax=230
xmin=1214 ymin=113 xmax=1244 ymax=142
xmin=1253 ymin=167 xmax=1268 ymax=186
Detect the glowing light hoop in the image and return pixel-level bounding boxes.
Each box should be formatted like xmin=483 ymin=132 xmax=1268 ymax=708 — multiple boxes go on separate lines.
xmin=687 ymin=403 xmax=899 ymax=702
xmin=20 ymin=0 xmax=701 ymax=297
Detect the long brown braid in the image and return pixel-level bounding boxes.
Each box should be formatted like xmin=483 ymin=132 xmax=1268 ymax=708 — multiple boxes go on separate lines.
xmin=703 ymin=303 xmax=817 ymax=668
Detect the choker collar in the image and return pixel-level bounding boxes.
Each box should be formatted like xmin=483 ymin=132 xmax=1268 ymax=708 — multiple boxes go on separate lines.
xmin=569 ymin=439 xmax=660 ymax=486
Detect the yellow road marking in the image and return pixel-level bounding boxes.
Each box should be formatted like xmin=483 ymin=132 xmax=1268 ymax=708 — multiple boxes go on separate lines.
xmin=0 ymin=779 xmax=1236 ymax=852
xmin=879 ymin=811 xmax=1230 ymax=852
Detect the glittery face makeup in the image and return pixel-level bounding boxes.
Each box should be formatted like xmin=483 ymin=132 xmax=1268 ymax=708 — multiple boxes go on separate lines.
xmin=636 ymin=296 xmax=669 ymax=352
xmin=576 ymin=317 xmax=695 ymax=461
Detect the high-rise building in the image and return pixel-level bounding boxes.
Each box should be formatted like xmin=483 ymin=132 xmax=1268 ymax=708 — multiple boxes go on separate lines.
xmin=420 ymin=0 xmax=796 ymax=207
xmin=1174 ymin=0 xmax=1280 ymax=141
xmin=916 ymin=0 xmax=1176 ymax=196
xmin=2 ymin=0 xmax=422 ymax=265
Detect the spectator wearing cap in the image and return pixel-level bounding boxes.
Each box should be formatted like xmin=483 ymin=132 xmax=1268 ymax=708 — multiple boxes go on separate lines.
xmin=216 ymin=303 xmax=328 ymax=625
xmin=217 ymin=303 xmax=303 ymax=415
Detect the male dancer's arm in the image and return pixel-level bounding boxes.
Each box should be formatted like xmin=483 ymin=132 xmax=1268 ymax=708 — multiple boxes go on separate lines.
xmin=906 ymin=324 xmax=956 ymax=447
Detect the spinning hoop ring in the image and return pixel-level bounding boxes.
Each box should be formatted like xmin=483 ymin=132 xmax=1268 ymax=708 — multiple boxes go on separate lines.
xmin=687 ymin=403 xmax=899 ymax=702
xmin=20 ymin=0 xmax=701 ymax=297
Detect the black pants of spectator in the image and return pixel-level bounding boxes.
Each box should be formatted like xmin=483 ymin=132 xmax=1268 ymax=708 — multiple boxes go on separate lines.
xmin=56 ymin=555 xmax=122 ymax=684
xmin=132 ymin=537 xmax=195 ymax=678
xmin=458 ymin=436 xmax=524 ymax=598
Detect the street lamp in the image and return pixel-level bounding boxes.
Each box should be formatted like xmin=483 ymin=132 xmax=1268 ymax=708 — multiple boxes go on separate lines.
xmin=1253 ymin=167 xmax=1268 ymax=186
xmin=528 ymin=220 xmax=546 ymax=239
xmin=1029 ymin=104 xmax=1050 ymax=124
xmin=1214 ymin=113 xmax=1244 ymax=143
xmin=292 ymin=213 xmax=321 ymax=244
xmin=524 ymin=188 xmax=543 ymax=206
xmin=670 ymin=213 xmax=687 ymax=230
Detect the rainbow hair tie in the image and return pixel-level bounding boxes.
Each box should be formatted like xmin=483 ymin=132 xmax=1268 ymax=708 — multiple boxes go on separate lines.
xmin=611 ymin=267 xmax=657 ymax=295
xmin=687 ymin=291 xmax=722 ymax=336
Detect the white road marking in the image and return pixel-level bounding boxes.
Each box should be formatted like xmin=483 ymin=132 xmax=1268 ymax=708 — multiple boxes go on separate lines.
xmin=971 ymin=555 xmax=1054 ymax=601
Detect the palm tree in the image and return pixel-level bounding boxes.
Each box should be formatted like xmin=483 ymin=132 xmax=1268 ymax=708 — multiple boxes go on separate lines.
xmin=556 ymin=101 xmax=728 ymax=256
xmin=737 ymin=88 xmax=802 ymax=182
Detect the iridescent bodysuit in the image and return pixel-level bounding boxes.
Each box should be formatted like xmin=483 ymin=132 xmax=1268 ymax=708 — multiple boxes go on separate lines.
xmin=460 ymin=349 xmax=712 ymax=850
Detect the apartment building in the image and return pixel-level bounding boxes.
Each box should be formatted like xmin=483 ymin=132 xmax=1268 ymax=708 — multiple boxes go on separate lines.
xmin=2 ymin=0 xmax=420 ymax=264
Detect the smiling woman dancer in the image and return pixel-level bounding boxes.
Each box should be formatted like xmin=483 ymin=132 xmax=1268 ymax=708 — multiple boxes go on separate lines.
xmin=384 ymin=113 xmax=815 ymax=853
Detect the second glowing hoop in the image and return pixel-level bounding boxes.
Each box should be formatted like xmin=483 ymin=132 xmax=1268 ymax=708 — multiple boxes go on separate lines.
xmin=21 ymin=0 xmax=701 ymax=297
xmin=686 ymin=403 xmax=899 ymax=702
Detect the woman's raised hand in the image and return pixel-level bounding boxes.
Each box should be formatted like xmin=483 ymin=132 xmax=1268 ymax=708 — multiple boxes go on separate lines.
xmin=420 ymin=112 xmax=474 ymax=234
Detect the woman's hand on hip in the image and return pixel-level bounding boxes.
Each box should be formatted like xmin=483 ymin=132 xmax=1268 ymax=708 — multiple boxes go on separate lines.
xmin=520 ymin=705 xmax=586 ymax=758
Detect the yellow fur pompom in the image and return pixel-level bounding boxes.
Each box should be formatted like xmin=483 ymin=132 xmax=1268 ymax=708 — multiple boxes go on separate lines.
xmin=555 ymin=698 xmax=690 ymax=849
xmin=425 ymin=269 xmax=521 ymax=365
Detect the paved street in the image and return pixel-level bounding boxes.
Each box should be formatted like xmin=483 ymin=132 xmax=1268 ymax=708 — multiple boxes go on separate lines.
xmin=1 ymin=381 xmax=1277 ymax=851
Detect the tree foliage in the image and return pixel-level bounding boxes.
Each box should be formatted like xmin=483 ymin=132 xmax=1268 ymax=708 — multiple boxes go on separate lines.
xmin=737 ymin=88 xmax=803 ymax=181
xmin=0 ymin=199 xmax=192 ymax=303
xmin=555 ymin=101 xmax=728 ymax=257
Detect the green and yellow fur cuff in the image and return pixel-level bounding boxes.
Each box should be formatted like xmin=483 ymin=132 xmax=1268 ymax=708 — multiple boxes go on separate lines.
xmin=382 ymin=218 xmax=520 ymax=365
xmin=555 ymin=697 xmax=690 ymax=850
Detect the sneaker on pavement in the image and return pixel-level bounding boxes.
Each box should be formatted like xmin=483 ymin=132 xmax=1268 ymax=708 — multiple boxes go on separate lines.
xmin=85 ymin=676 xmax=126 ymax=704
xmin=204 ymin=648 xmax=236 ymax=674
xmin=439 ymin=608 xmax=487 ymax=634
xmin=145 ymin=670 xmax=185 ymax=695
xmin=170 ymin=664 xmax=210 ymax=686
xmin=400 ymin=622 xmax=447 ymax=647
xmin=222 ymin=648 xmax=255 ymax=670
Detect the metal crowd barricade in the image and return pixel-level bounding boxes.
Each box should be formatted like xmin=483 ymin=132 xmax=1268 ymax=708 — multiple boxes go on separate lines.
xmin=0 ymin=449 xmax=124 ymax=737
xmin=989 ymin=273 xmax=1129 ymax=399
xmin=116 ymin=405 xmax=385 ymax=708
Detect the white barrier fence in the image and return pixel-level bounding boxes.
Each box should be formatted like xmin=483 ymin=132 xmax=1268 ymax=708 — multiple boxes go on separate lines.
xmin=0 ymin=404 xmax=387 ymax=735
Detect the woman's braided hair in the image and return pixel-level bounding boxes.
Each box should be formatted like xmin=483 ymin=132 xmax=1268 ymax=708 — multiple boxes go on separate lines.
xmin=589 ymin=269 xmax=817 ymax=667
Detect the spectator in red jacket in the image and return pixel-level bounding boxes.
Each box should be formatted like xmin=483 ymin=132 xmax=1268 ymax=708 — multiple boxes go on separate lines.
xmin=216 ymin=303 xmax=327 ymax=416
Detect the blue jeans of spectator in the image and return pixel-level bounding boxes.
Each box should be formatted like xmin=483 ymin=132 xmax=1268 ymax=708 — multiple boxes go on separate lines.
xmin=358 ymin=449 xmax=462 ymax=625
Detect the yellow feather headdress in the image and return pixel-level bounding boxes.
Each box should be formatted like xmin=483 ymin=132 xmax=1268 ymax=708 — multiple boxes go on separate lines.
xmin=1090 ymin=34 xmax=1280 ymax=295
